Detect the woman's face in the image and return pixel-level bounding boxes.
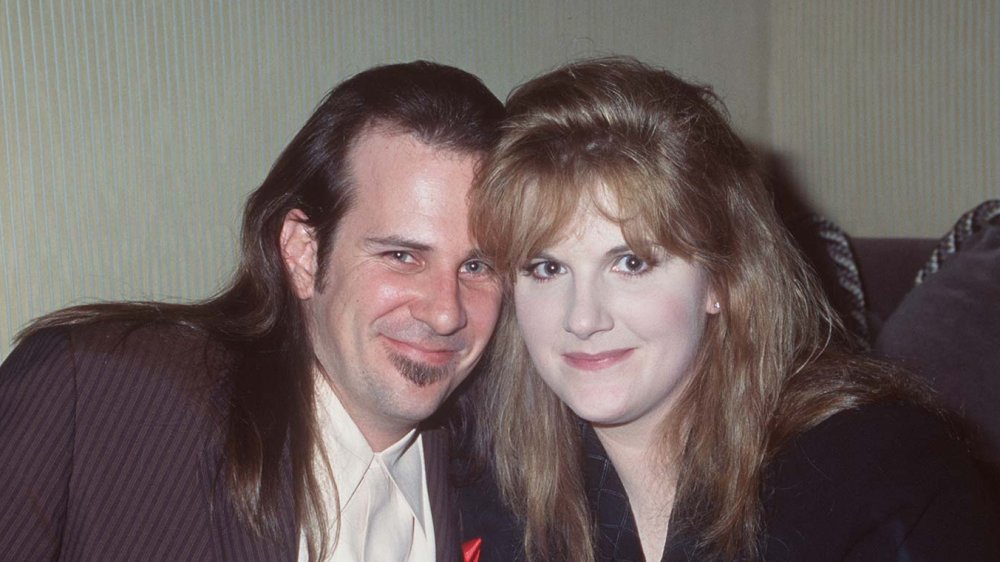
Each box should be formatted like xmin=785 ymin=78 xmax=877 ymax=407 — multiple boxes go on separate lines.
xmin=514 ymin=197 xmax=718 ymax=435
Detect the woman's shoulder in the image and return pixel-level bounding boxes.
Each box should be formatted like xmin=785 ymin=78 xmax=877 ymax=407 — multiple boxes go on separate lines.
xmin=772 ymin=400 xmax=952 ymax=467
xmin=761 ymin=400 xmax=1000 ymax=561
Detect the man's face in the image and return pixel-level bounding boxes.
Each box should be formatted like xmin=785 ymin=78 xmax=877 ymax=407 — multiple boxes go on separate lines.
xmin=282 ymin=128 xmax=501 ymax=451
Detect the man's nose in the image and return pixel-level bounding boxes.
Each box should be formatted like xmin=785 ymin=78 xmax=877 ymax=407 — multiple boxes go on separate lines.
xmin=411 ymin=270 xmax=468 ymax=335
xmin=563 ymin=278 xmax=613 ymax=339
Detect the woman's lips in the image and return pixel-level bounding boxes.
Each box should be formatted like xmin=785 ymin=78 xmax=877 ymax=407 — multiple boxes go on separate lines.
xmin=562 ymin=348 xmax=635 ymax=371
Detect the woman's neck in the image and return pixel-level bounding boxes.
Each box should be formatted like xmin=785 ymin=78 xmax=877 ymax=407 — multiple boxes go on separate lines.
xmin=594 ymin=422 xmax=680 ymax=562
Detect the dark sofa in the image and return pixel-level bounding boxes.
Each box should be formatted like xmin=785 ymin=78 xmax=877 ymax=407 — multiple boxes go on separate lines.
xmin=849 ymin=237 xmax=937 ymax=331
xmin=789 ymin=201 xmax=1000 ymax=499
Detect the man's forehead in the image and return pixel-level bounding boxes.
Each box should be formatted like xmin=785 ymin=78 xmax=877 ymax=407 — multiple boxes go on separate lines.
xmin=349 ymin=123 xmax=476 ymax=162
xmin=332 ymin=128 xmax=481 ymax=256
xmin=348 ymin=129 xmax=476 ymax=190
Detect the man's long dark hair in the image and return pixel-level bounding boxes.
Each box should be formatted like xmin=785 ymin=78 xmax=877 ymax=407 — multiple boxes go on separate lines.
xmin=20 ymin=60 xmax=503 ymax=553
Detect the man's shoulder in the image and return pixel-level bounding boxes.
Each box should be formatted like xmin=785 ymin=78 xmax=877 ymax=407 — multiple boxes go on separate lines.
xmin=7 ymin=320 xmax=231 ymax=416
xmin=66 ymin=319 xmax=224 ymax=360
xmin=1 ymin=321 xmax=244 ymax=561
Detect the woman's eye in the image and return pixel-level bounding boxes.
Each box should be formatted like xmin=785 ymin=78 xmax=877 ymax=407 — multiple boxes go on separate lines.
xmin=613 ymin=254 xmax=650 ymax=275
xmin=527 ymin=261 xmax=565 ymax=280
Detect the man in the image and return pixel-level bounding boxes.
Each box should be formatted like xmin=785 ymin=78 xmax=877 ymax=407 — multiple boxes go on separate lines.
xmin=0 ymin=61 xmax=503 ymax=561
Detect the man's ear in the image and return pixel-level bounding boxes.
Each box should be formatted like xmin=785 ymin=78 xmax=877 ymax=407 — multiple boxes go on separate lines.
xmin=280 ymin=209 xmax=318 ymax=300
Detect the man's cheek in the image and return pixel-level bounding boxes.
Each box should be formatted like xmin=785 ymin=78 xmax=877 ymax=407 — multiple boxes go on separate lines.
xmin=467 ymin=290 xmax=502 ymax=330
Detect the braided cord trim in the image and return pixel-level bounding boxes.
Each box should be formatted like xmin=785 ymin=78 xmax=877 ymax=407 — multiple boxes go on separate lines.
xmin=801 ymin=215 xmax=870 ymax=345
xmin=916 ymin=200 xmax=1000 ymax=285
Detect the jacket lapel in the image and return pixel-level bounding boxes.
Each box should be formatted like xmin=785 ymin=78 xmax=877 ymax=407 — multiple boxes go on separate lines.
xmin=583 ymin=424 xmax=645 ymax=562
xmin=424 ymin=427 xmax=462 ymax=562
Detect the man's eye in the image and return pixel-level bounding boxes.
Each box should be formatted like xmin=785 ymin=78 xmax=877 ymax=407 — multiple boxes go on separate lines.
xmin=525 ymin=261 xmax=565 ymax=280
xmin=387 ymin=251 xmax=417 ymax=264
xmin=461 ymin=259 xmax=493 ymax=275
xmin=612 ymin=254 xmax=650 ymax=275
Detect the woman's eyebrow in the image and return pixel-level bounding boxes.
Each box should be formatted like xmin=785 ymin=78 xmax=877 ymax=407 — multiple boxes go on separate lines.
xmin=604 ymin=244 xmax=634 ymax=258
xmin=528 ymin=251 xmax=557 ymax=261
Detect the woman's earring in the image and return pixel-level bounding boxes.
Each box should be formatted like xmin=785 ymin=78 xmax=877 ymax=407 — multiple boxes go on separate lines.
xmin=713 ymin=302 xmax=721 ymax=310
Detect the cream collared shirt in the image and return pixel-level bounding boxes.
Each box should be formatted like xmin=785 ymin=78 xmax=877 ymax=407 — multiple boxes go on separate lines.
xmin=298 ymin=377 xmax=436 ymax=561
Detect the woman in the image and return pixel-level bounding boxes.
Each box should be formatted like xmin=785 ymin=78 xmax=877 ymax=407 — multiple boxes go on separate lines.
xmin=462 ymin=57 xmax=1000 ymax=561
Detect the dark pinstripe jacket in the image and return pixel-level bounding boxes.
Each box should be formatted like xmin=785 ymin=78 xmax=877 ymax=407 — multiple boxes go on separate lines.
xmin=0 ymin=323 xmax=462 ymax=562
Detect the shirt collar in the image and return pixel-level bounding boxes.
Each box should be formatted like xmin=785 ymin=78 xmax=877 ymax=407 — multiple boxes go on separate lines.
xmin=315 ymin=377 xmax=427 ymax=529
xmin=376 ymin=427 xmax=426 ymax=529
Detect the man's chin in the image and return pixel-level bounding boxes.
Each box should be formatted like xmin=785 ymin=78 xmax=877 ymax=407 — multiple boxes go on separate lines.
xmin=388 ymin=351 xmax=456 ymax=388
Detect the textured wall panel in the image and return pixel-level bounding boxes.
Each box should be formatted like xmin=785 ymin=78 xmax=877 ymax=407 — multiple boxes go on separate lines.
xmin=769 ymin=0 xmax=999 ymax=237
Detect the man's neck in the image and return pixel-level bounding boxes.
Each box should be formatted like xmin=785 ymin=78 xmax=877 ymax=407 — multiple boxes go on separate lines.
xmin=364 ymin=423 xmax=418 ymax=453
xmin=318 ymin=373 xmax=417 ymax=452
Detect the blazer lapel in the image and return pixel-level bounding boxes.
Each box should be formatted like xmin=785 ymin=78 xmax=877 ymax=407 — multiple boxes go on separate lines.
xmin=424 ymin=427 xmax=462 ymax=562
xmin=582 ymin=424 xmax=645 ymax=562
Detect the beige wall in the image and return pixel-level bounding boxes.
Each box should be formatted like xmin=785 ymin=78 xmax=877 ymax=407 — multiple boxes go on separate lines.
xmin=768 ymin=0 xmax=999 ymax=237
xmin=0 ymin=0 xmax=769 ymax=359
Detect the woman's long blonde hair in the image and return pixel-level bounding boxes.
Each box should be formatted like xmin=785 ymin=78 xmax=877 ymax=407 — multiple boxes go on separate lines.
xmin=470 ymin=57 xmax=922 ymax=562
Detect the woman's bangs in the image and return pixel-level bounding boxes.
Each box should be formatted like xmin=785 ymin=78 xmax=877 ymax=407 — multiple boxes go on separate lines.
xmin=506 ymin=171 xmax=588 ymax=272
xmin=596 ymin=168 xmax=690 ymax=261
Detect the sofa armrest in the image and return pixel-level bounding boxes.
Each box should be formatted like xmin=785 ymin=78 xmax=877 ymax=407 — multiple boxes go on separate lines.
xmin=850 ymin=237 xmax=936 ymax=326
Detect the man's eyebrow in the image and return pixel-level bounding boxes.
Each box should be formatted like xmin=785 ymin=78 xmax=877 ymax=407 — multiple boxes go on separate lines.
xmin=364 ymin=236 xmax=432 ymax=252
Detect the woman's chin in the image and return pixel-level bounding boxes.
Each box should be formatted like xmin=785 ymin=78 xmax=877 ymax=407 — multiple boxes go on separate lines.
xmin=565 ymin=397 xmax=632 ymax=427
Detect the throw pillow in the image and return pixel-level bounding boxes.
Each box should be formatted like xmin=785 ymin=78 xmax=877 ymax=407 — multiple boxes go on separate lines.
xmin=874 ymin=200 xmax=1000 ymax=475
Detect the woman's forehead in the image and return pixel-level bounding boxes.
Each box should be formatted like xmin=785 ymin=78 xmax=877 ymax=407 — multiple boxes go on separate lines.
xmin=534 ymin=200 xmax=663 ymax=257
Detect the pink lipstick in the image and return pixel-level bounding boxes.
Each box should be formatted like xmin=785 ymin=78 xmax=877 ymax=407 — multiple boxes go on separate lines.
xmin=562 ymin=348 xmax=634 ymax=371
